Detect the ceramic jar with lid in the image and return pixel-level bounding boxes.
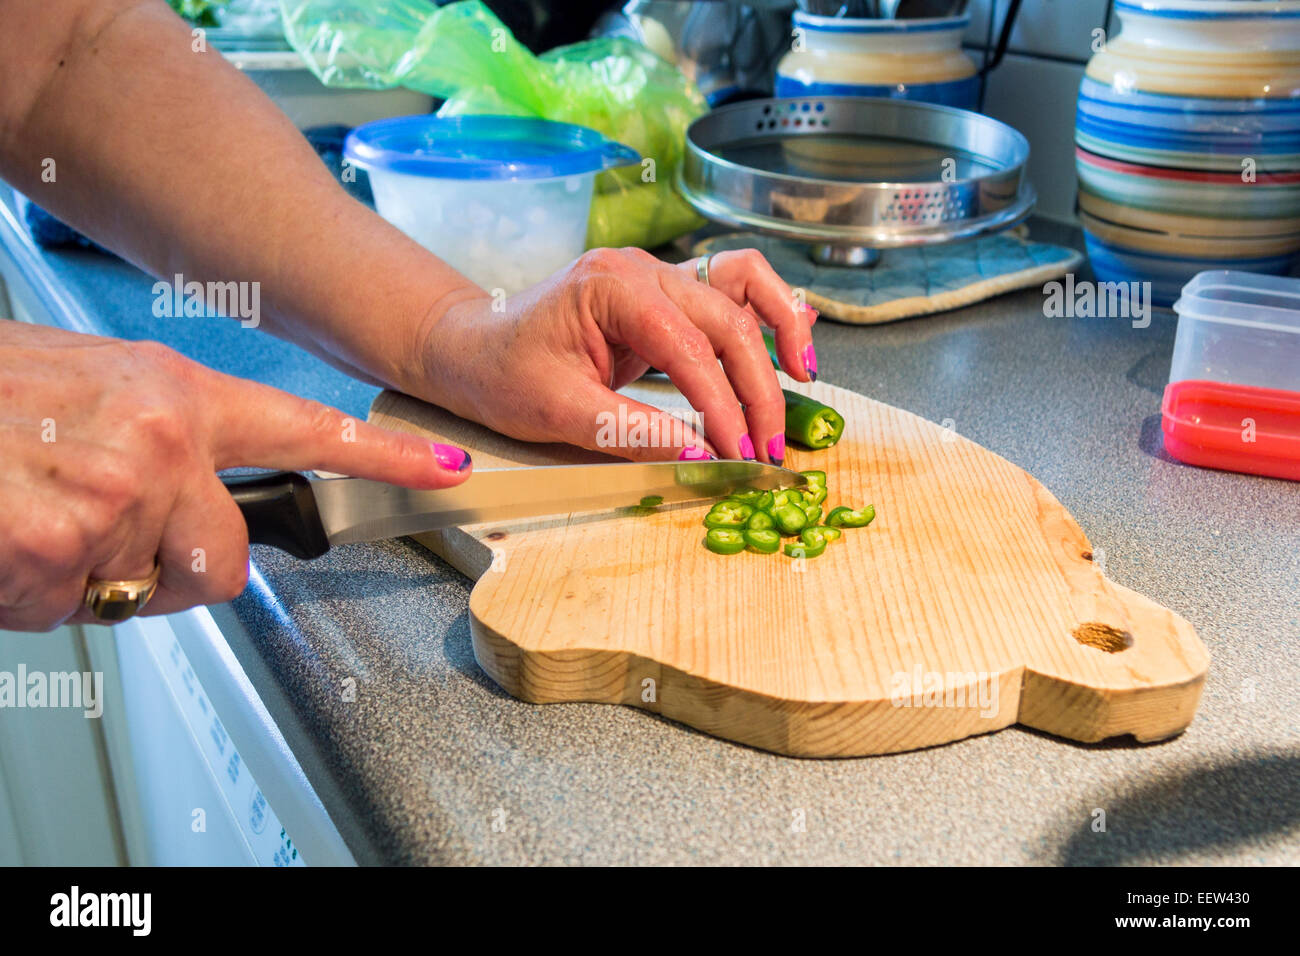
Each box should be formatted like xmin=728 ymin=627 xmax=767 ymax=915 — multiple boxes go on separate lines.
xmin=776 ymin=12 xmax=979 ymax=109
xmin=1076 ymin=0 xmax=1300 ymax=305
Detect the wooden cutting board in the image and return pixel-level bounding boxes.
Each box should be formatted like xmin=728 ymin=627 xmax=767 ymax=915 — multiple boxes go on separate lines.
xmin=369 ymin=378 xmax=1209 ymax=757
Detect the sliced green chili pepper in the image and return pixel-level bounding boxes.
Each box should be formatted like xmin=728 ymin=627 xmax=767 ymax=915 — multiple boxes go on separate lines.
xmin=697 ymin=469 xmax=875 ymax=556
xmin=802 ymin=527 xmax=829 ymax=556
xmin=784 ymin=527 xmax=828 ymax=558
xmin=743 ymin=528 xmax=781 ymax=554
xmin=704 ymin=501 xmax=754 ymax=529
xmin=705 ymin=528 xmax=746 ymax=555
xmin=772 ymin=503 xmax=808 ymax=535
xmin=799 ymin=470 xmax=827 ymax=491
xmin=826 ymin=504 xmax=876 ymax=528
xmin=800 ymin=486 xmax=828 ymax=507
xmin=784 ymin=389 xmax=845 ymax=450
xmin=638 ymin=495 xmax=663 ymax=508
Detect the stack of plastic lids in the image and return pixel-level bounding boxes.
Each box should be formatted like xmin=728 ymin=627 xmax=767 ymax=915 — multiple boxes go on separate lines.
xmin=1162 ymin=270 xmax=1300 ymax=481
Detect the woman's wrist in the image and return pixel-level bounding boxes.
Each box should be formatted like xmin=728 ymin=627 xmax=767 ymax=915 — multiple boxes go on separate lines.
xmin=404 ymin=286 xmax=493 ymax=410
xmin=259 ymin=193 xmax=488 ymax=399
xmin=397 ymin=283 xmax=488 ymax=400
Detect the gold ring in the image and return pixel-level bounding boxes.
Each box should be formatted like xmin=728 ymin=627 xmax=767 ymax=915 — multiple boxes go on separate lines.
xmin=695 ymin=254 xmax=713 ymax=287
xmin=84 ymin=561 xmax=162 ymax=623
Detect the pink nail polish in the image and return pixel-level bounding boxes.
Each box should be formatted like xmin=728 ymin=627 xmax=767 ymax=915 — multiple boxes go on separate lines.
xmin=802 ymin=343 xmax=818 ymax=382
xmin=678 ymin=446 xmax=715 ymax=461
xmin=433 ymin=442 xmax=471 ymax=472
xmin=802 ymin=304 xmax=819 ymax=322
xmin=738 ymin=433 xmax=756 ymax=460
xmin=767 ymin=434 xmax=785 ymax=465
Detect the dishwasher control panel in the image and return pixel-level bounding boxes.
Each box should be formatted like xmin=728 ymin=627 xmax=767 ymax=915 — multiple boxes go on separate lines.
xmin=155 ymin=632 xmax=306 ymax=866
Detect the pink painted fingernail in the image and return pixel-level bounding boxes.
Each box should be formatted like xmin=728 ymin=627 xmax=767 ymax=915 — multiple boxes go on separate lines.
xmin=433 ymin=442 xmax=472 ymax=472
xmin=678 ymin=446 xmax=716 ymax=461
xmin=738 ymin=433 xmax=756 ymax=460
xmin=767 ymin=434 xmax=785 ymax=465
xmin=802 ymin=304 xmax=819 ymax=322
xmin=802 ymin=343 xmax=818 ymax=382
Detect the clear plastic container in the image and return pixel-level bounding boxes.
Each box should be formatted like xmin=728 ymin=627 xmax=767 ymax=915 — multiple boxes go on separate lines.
xmin=345 ymin=116 xmax=638 ymax=294
xmin=1162 ymin=270 xmax=1300 ymax=480
xmin=1170 ymin=271 xmax=1300 ymax=390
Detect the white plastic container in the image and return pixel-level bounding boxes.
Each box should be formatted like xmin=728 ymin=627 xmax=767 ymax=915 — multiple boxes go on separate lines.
xmin=345 ymin=116 xmax=638 ymax=294
xmin=1170 ymin=270 xmax=1300 ymax=391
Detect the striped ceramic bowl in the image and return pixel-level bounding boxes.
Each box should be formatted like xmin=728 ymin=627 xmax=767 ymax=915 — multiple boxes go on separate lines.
xmin=1076 ymin=146 xmax=1300 ymax=217
xmin=1075 ymin=76 xmax=1300 ymax=171
xmin=1079 ymin=186 xmax=1300 ymax=305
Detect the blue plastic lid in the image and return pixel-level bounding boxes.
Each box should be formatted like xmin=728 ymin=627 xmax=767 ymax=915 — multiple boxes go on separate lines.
xmin=343 ymin=115 xmax=640 ymax=181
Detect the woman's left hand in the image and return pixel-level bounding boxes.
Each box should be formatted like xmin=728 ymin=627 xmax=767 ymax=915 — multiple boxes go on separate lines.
xmin=407 ymin=247 xmax=818 ymax=465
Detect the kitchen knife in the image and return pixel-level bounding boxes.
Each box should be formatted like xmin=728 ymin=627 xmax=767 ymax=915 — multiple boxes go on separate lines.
xmin=221 ymin=461 xmax=805 ymax=560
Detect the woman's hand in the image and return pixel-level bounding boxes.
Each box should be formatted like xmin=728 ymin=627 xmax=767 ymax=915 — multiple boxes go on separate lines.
xmin=410 ymin=247 xmax=817 ymax=464
xmin=0 ymin=321 xmax=472 ymax=631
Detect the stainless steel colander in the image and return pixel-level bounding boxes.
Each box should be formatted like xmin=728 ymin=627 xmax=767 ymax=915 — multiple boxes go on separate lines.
xmin=678 ymin=96 xmax=1034 ymax=265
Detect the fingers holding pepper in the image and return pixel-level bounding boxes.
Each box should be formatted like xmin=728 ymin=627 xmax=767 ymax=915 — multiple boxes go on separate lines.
xmin=678 ymin=248 xmax=818 ymax=385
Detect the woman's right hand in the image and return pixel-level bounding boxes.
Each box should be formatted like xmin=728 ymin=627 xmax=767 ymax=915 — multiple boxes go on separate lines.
xmin=409 ymin=247 xmax=816 ymax=465
xmin=0 ymin=321 xmax=471 ymax=632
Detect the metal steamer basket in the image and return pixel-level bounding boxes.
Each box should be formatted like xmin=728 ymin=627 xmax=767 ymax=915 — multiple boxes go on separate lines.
xmin=678 ymin=97 xmax=1035 ymax=266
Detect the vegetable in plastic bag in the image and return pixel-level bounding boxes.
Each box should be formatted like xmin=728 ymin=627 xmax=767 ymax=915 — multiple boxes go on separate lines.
xmin=278 ymin=0 xmax=706 ymax=249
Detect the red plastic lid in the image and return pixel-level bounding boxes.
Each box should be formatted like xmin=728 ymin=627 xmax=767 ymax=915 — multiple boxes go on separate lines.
xmin=1162 ymin=379 xmax=1300 ymax=481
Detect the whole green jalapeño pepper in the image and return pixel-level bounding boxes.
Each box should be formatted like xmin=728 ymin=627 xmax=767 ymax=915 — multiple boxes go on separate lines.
xmin=758 ymin=331 xmax=846 ymax=449
xmin=784 ymin=390 xmax=845 ymax=450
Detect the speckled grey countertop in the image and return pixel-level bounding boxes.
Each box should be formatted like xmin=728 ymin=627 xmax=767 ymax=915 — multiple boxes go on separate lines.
xmin=5 ymin=201 xmax=1298 ymax=865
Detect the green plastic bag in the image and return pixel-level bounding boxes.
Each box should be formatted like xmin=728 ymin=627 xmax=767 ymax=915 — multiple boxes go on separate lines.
xmin=279 ymin=0 xmax=706 ymax=249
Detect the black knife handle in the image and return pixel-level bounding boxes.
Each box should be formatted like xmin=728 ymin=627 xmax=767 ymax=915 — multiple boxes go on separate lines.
xmin=222 ymin=471 xmax=330 ymax=560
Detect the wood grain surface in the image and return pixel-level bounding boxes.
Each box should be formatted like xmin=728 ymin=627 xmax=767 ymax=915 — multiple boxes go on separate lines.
xmin=369 ymin=377 xmax=1209 ymax=757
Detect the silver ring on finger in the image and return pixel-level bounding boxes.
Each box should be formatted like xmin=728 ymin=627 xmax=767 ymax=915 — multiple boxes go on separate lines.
xmin=695 ymin=254 xmax=714 ymax=287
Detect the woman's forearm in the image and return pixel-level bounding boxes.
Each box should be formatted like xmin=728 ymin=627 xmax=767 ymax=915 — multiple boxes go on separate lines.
xmin=0 ymin=0 xmax=481 ymax=390
xmin=0 ymin=0 xmax=816 ymax=470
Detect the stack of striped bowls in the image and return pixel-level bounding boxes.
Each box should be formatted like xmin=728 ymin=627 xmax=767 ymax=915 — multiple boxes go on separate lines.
xmin=1076 ymin=0 xmax=1300 ymax=306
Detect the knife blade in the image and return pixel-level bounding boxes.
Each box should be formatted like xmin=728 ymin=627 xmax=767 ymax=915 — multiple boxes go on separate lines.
xmin=221 ymin=460 xmax=805 ymax=560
